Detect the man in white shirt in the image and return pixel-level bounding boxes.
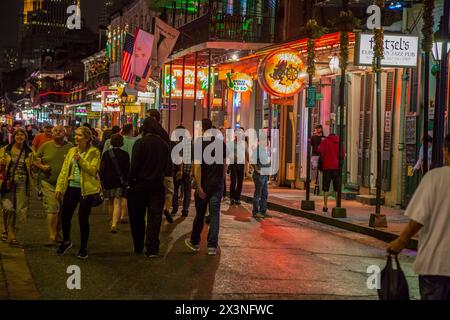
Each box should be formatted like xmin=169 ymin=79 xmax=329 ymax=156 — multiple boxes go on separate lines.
xmin=388 ymin=134 xmax=450 ymax=300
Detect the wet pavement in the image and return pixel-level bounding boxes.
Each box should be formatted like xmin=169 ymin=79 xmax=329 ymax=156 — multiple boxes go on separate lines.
xmin=1 ymin=193 xmax=420 ymax=300
xmin=240 ymin=181 xmax=414 ymax=237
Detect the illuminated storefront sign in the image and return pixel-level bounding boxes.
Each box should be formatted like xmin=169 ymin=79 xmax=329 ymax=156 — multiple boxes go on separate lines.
xmin=163 ymin=65 xmax=213 ymax=99
xmin=125 ymin=104 xmax=141 ymax=113
xmin=75 ymin=107 xmax=87 ymax=116
xmin=355 ymin=33 xmax=419 ymax=67
xmin=91 ymin=102 xmax=102 ymax=112
xmin=227 ymin=73 xmax=253 ymax=93
xmin=258 ymin=49 xmax=307 ymax=97
xmin=87 ymin=111 xmax=101 ymax=119
xmin=137 ymin=92 xmax=155 ymax=104
xmin=101 ymin=91 xmax=121 ymax=112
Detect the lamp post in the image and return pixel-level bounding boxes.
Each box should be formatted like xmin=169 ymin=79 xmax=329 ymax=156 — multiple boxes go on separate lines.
xmin=120 ymin=91 xmax=128 ymax=126
xmin=369 ymin=0 xmax=387 ymax=228
xmin=432 ymin=2 xmax=450 ymax=169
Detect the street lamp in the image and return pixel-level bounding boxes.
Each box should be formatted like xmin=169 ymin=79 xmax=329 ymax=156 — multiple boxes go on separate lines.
xmin=120 ymin=91 xmax=128 ymax=125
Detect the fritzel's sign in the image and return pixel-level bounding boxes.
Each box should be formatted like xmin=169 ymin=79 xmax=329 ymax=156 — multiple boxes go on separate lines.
xmin=258 ymin=49 xmax=307 ymax=97
xmin=355 ymin=33 xmax=419 ymax=67
xmin=227 ymin=73 xmax=253 ymax=93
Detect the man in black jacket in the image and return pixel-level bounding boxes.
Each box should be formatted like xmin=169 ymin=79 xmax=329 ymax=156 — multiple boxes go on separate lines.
xmin=127 ymin=117 xmax=170 ymax=258
xmin=147 ymin=109 xmax=175 ymax=224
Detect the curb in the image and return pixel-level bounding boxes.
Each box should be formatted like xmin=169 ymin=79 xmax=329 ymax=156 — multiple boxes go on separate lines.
xmin=239 ymin=194 xmax=418 ymax=251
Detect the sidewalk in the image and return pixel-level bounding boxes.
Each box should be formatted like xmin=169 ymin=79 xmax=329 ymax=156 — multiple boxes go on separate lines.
xmin=0 ymin=206 xmax=40 ymax=300
xmin=239 ymin=180 xmax=417 ymax=250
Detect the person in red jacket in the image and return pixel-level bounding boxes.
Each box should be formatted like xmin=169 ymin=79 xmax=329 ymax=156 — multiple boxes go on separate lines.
xmin=317 ymin=133 xmax=345 ymax=212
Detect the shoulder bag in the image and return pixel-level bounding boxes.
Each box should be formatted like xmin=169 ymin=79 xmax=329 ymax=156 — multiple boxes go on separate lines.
xmin=1 ymin=147 xmax=24 ymax=194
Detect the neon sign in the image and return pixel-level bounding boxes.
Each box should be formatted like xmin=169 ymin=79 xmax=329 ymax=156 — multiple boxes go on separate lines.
xmin=258 ymin=49 xmax=307 ymax=97
xmin=163 ymin=65 xmax=213 ymax=99
xmin=227 ymin=73 xmax=253 ymax=93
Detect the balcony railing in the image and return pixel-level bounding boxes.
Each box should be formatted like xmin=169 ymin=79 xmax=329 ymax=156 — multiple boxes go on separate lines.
xmin=174 ymin=12 xmax=276 ymax=52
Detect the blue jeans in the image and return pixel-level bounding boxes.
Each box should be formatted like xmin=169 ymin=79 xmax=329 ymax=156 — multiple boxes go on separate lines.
xmin=191 ymin=189 xmax=222 ymax=249
xmin=419 ymin=275 xmax=450 ymax=300
xmin=252 ymin=173 xmax=268 ymax=216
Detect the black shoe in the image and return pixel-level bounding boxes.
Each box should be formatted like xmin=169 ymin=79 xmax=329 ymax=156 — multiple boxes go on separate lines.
xmin=170 ymin=210 xmax=177 ymax=216
xmin=235 ymin=199 xmax=241 ymax=205
xmin=181 ymin=210 xmax=188 ymax=217
xmin=77 ymin=248 xmax=88 ymax=259
xmin=164 ymin=210 xmax=174 ymax=223
xmin=56 ymin=241 xmax=72 ymax=255
xmin=323 ymin=207 xmax=328 ymax=213
xmin=230 ymin=199 xmax=235 ymax=205
xmin=205 ymin=215 xmax=211 ymax=224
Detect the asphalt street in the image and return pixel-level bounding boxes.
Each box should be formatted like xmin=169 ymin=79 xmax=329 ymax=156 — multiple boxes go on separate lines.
xmin=17 ymin=195 xmax=420 ymax=300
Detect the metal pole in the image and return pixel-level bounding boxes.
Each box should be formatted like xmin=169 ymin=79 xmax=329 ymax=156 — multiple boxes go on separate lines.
xmin=181 ymin=56 xmax=186 ymax=125
xmin=301 ymin=73 xmax=315 ymax=210
xmin=333 ymin=62 xmax=346 ymax=217
xmin=193 ymin=51 xmax=198 ymax=130
xmin=438 ymin=0 xmax=449 ymax=167
xmin=375 ymin=57 xmax=382 ymax=215
xmin=369 ymin=55 xmax=387 ymax=227
xmin=423 ymin=52 xmax=430 ymax=174
xmin=207 ymin=49 xmax=212 ymax=119
xmin=168 ymin=61 xmax=173 ymax=133
xmin=397 ymin=69 xmax=409 ymax=207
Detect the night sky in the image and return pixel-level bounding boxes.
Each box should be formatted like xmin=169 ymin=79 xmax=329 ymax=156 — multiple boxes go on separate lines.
xmin=0 ymin=0 xmax=104 ymax=49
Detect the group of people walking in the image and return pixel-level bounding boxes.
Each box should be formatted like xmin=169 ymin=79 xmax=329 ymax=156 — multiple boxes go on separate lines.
xmin=0 ymin=111 xmax=273 ymax=260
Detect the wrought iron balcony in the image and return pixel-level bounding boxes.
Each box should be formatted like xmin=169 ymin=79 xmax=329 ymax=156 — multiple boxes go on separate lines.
xmin=174 ymin=12 xmax=276 ymax=52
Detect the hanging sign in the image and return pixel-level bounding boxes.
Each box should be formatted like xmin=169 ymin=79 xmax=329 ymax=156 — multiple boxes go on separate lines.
xmin=355 ymin=33 xmax=419 ymax=67
xmin=307 ymin=86 xmax=316 ymax=108
xmin=226 ymin=73 xmax=253 ymax=93
xmin=258 ymin=49 xmax=307 ymax=97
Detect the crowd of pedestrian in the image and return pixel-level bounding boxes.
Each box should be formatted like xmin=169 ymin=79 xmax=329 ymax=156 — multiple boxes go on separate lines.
xmin=0 ymin=112 xmax=275 ymax=260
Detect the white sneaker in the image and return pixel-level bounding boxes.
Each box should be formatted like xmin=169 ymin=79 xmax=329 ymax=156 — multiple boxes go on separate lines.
xmin=207 ymin=247 xmax=217 ymax=256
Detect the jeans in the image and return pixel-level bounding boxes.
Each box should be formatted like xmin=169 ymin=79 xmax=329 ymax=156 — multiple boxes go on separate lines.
xmin=191 ymin=189 xmax=222 ymax=249
xmin=127 ymin=184 xmax=165 ymax=255
xmin=252 ymin=173 xmax=268 ymax=216
xmin=172 ymin=174 xmax=191 ymax=215
xmin=229 ymin=164 xmax=244 ymax=201
xmin=419 ymin=275 xmax=450 ymax=300
xmin=61 ymin=187 xmax=93 ymax=249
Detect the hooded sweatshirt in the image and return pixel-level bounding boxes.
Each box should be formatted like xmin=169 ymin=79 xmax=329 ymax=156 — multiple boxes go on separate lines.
xmin=317 ymin=134 xmax=345 ymax=170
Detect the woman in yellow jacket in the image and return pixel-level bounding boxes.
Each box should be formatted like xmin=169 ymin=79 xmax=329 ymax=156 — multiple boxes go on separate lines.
xmin=0 ymin=128 xmax=34 ymax=247
xmin=55 ymin=126 xmax=101 ymax=259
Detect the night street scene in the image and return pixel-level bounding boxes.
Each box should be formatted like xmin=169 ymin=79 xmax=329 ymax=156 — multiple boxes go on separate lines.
xmin=0 ymin=0 xmax=449 ymax=310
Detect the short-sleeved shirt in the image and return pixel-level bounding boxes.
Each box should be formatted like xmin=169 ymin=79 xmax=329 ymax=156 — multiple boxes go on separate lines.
xmin=404 ymin=166 xmax=450 ymax=277
xmin=37 ymin=141 xmax=73 ymax=185
xmin=32 ymin=133 xmax=53 ymax=151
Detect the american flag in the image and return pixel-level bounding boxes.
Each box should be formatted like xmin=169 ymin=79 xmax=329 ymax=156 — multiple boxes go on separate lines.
xmin=121 ymin=33 xmax=135 ymax=84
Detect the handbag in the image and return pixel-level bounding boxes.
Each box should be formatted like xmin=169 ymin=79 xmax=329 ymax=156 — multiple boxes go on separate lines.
xmin=0 ymin=147 xmax=24 ymax=194
xmin=91 ymin=192 xmax=104 ymax=207
xmin=378 ymin=254 xmax=410 ymax=300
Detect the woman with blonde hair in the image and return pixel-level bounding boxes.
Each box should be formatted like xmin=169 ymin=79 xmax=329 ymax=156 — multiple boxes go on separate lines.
xmin=0 ymin=127 xmax=34 ymax=247
xmin=55 ymin=126 xmax=101 ymax=259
